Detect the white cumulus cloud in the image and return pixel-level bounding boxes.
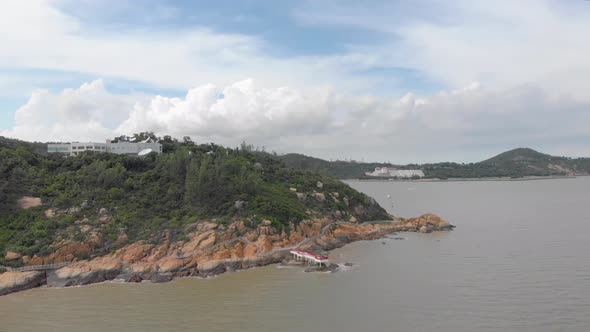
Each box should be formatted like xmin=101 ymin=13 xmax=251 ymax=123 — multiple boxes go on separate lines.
xmin=2 ymin=79 xmax=589 ymax=162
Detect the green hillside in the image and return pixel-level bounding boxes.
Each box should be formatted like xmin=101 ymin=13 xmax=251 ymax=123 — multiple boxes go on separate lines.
xmin=0 ymin=136 xmax=389 ymax=264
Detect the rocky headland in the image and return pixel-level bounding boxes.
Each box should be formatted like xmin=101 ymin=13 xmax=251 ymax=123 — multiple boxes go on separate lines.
xmin=0 ymin=213 xmax=453 ymax=296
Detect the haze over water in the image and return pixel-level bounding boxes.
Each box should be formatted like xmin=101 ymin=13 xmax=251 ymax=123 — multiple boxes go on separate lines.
xmin=1 ymin=177 xmax=589 ymax=331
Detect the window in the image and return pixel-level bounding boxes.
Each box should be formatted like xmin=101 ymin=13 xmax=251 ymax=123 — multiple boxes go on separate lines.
xmin=86 ymin=146 xmax=92 ymax=149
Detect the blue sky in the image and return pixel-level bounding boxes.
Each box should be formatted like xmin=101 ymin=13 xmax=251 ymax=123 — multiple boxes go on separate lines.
xmin=1 ymin=0 xmax=589 ymax=162
xmin=0 ymin=0 xmax=443 ymax=128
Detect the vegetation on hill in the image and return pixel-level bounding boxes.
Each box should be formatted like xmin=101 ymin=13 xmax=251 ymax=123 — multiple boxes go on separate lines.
xmin=278 ymin=153 xmax=396 ymax=179
xmin=277 ymin=148 xmax=590 ymax=179
xmin=0 ymin=135 xmax=389 ymax=264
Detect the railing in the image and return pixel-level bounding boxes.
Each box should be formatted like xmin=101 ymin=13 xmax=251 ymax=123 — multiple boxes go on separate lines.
xmin=2 ymin=262 xmax=71 ymax=272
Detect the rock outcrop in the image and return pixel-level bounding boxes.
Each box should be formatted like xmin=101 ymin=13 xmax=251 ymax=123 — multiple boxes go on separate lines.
xmin=0 ymin=271 xmax=46 ymax=296
xmin=4 ymin=251 xmax=22 ymax=261
xmin=17 ymin=196 xmax=42 ymax=209
xmin=1 ymin=214 xmax=453 ymax=296
xmin=47 ymin=257 xmax=123 ymax=287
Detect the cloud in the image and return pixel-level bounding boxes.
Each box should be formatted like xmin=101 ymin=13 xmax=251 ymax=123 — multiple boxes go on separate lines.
xmin=1 ymin=1 xmax=590 ymax=161
xmin=295 ymin=0 xmax=590 ymax=98
xmin=2 ymin=79 xmax=589 ymax=162
xmin=1 ymin=80 xmax=140 ymax=142
xmin=0 ymin=0 xmax=377 ymax=97
xmin=118 ymin=79 xmax=334 ymax=140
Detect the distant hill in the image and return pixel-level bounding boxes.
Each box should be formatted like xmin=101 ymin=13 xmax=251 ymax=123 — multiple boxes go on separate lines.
xmin=481 ymin=147 xmax=552 ymax=164
xmin=277 ymin=148 xmax=590 ymax=179
xmin=278 ymin=153 xmax=396 ymax=179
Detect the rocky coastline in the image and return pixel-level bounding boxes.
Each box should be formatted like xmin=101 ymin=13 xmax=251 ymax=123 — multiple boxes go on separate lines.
xmin=0 ymin=214 xmax=453 ymax=297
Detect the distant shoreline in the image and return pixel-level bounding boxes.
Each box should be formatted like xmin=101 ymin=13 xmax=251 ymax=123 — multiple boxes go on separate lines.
xmin=347 ymin=175 xmax=585 ymax=183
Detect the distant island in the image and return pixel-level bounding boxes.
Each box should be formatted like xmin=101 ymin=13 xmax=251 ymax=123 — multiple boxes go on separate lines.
xmin=277 ymin=148 xmax=590 ymax=179
xmin=0 ymin=134 xmax=453 ymax=296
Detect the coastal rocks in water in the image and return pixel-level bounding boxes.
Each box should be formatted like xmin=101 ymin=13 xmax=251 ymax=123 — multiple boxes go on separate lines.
xmin=118 ymin=273 xmax=143 ymax=283
xmin=397 ymin=214 xmax=454 ymax=232
xmin=47 ymin=257 xmax=122 ymax=287
xmin=4 ymin=212 xmax=452 ymax=295
xmin=129 ymin=274 xmax=143 ymax=283
xmin=0 ymin=271 xmax=46 ymax=296
xmin=419 ymin=226 xmax=431 ymax=233
xmin=197 ymin=260 xmax=227 ymax=277
xmin=304 ymin=263 xmax=339 ymax=273
xmin=150 ymin=273 xmax=173 ymax=283
xmin=280 ymin=258 xmax=308 ymax=267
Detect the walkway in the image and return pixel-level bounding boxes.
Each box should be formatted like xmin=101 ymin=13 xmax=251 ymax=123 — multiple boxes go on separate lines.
xmin=1 ymin=262 xmax=71 ymax=272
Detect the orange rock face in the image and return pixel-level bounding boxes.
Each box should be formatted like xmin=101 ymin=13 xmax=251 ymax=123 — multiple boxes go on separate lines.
xmin=114 ymin=243 xmax=155 ymax=264
xmin=10 ymin=214 xmax=452 ymax=295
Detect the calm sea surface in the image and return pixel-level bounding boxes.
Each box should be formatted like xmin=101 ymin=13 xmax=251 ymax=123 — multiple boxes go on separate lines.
xmin=1 ymin=177 xmax=589 ymax=331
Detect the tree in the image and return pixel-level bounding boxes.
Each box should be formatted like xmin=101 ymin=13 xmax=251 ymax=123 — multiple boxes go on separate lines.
xmin=182 ymin=136 xmax=194 ymax=145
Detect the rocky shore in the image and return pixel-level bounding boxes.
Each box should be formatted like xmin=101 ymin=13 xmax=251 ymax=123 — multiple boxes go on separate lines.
xmin=0 ymin=214 xmax=453 ymax=296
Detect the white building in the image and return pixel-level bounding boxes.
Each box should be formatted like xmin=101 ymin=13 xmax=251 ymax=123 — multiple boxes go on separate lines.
xmin=48 ymin=139 xmax=162 ymax=156
xmin=365 ymin=167 xmax=425 ymax=178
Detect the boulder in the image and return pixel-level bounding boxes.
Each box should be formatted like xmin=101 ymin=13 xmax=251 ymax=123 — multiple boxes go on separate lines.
xmin=343 ymin=197 xmax=350 ymax=206
xmin=150 ymin=273 xmax=174 ymax=283
xmin=127 ymin=274 xmax=143 ymax=283
xmin=114 ymin=243 xmax=155 ymax=263
xmin=48 ymin=257 xmax=122 ymax=287
xmin=4 ymin=251 xmax=22 ymax=261
xmin=114 ymin=233 xmax=129 ymax=247
xmin=197 ymin=260 xmax=226 ymax=276
xmin=0 ymin=271 xmax=46 ymax=296
xmin=44 ymin=209 xmax=56 ymax=218
xmin=419 ymin=226 xmax=431 ymax=233
xmin=312 ymin=193 xmax=326 ymax=202
xmin=17 ymin=196 xmax=42 ymax=209
xmin=157 ymin=257 xmax=185 ymax=273
xmin=196 ymin=222 xmax=218 ymax=232
xmin=66 ymin=207 xmax=81 ymax=215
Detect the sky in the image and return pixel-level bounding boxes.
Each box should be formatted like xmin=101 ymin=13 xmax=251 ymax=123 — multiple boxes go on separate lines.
xmin=1 ymin=0 xmax=590 ymax=163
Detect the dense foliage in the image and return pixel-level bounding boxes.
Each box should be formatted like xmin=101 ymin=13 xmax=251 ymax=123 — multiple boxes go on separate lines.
xmin=0 ymin=136 xmax=388 ymax=263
